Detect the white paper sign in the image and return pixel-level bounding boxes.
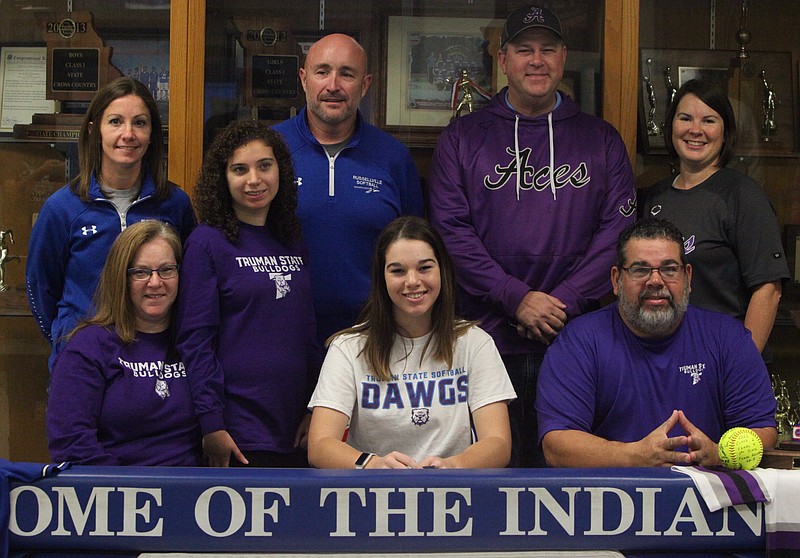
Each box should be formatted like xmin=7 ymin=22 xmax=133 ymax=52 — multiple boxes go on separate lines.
xmin=0 ymin=47 xmax=56 ymax=132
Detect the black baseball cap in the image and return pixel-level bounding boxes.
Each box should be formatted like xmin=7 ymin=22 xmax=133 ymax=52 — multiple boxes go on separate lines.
xmin=501 ymin=5 xmax=564 ymax=47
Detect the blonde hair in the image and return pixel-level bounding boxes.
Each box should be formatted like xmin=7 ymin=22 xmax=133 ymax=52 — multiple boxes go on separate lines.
xmin=73 ymin=220 xmax=182 ymax=343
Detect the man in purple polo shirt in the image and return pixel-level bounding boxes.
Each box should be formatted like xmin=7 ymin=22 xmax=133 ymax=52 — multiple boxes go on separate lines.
xmin=536 ymin=218 xmax=777 ymax=467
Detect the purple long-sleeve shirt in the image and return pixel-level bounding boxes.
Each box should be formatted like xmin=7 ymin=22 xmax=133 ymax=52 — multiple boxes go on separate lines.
xmin=174 ymin=223 xmax=321 ymax=454
xmin=47 ymin=325 xmax=201 ymax=466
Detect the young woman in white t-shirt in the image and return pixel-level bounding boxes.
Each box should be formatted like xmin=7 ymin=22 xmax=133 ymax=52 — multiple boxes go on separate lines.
xmin=307 ymin=216 xmax=515 ymax=469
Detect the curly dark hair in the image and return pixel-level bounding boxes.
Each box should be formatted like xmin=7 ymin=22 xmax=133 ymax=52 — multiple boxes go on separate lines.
xmin=193 ymin=119 xmax=301 ymax=245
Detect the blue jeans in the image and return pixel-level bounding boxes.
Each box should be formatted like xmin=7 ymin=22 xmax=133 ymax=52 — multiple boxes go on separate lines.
xmin=501 ymin=353 xmax=548 ymax=468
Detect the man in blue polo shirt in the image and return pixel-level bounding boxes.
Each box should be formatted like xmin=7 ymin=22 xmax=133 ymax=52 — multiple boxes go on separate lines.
xmin=275 ymin=33 xmax=423 ymax=346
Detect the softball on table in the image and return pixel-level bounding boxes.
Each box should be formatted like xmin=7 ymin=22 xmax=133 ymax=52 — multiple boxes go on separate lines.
xmin=718 ymin=427 xmax=763 ymax=470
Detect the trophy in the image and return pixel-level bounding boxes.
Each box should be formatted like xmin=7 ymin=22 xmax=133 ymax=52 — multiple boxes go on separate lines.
xmin=760 ymin=69 xmax=777 ymax=141
xmin=736 ymin=0 xmax=752 ymax=60
xmin=662 ymin=66 xmax=677 ymax=132
xmin=448 ymin=69 xmax=476 ymax=119
xmin=664 ymin=66 xmax=677 ymax=108
xmin=773 ymin=374 xmax=794 ymax=440
xmin=0 ymin=229 xmax=20 ymax=292
xmin=793 ymin=380 xmax=800 ymax=437
xmin=643 ymin=58 xmax=660 ymax=136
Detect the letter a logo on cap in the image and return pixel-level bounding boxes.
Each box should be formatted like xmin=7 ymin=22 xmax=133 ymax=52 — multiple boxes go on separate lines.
xmin=524 ymin=8 xmax=545 ymax=24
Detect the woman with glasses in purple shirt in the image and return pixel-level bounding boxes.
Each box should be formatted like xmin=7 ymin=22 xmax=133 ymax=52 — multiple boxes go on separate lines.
xmin=46 ymin=220 xmax=201 ymax=466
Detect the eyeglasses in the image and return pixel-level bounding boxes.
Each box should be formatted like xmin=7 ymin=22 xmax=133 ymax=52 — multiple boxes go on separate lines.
xmin=620 ymin=264 xmax=684 ymax=281
xmin=127 ymin=264 xmax=179 ymax=281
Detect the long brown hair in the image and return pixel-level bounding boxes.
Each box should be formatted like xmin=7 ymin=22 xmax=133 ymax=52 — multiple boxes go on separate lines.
xmin=71 ymin=76 xmax=168 ymax=201
xmin=74 ymin=220 xmax=182 ymax=343
xmin=333 ymin=216 xmax=474 ymax=381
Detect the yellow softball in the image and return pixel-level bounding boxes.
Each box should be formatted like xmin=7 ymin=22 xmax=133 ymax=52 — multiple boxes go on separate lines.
xmin=718 ymin=427 xmax=763 ymax=470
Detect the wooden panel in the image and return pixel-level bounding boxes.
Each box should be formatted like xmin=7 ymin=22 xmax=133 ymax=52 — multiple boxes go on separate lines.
xmin=603 ymin=0 xmax=639 ymax=165
xmin=168 ymin=0 xmax=206 ymax=198
xmin=0 ymin=317 xmax=50 ymax=462
xmin=0 ymin=369 xmax=7 ymax=458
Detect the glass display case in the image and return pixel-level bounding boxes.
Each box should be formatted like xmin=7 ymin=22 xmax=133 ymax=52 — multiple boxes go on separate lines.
xmin=4 ymin=0 xmax=797 ymax=461
xmin=0 ymin=0 xmax=614 ymax=462
xmin=200 ymin=0 xmax=607 ymax=177
xmin=637 ymin=0 xmax=800 ymax=432
xmin=0 ymin=0 xmax=171 ymax=461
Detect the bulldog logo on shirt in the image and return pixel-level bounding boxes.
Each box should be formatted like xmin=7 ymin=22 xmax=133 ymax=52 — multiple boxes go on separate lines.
xmin=269 ymin=272 xmax=292 ymax=299
xmin=155 ymin=378 xmax=170 ymax=400
xmin=411 ymin=407 xmax=430 ymax=426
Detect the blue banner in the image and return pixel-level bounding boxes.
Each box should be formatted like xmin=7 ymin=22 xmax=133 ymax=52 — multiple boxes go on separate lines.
xmin=10 ymin=467 xmax=764 ymax=554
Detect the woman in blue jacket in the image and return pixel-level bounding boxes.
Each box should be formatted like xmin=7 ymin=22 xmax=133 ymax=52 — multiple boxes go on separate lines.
xmin=26 ymin=76 xmax=196 ymax=367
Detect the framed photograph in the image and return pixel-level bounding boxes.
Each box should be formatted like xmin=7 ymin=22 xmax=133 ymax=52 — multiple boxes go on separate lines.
xmin=383 ymin=16 xmax=501 ymax=130
xmin=677 ymin=66 xmax=728 ymax=88
xmin=106 ymin=31 xmax=170 ymax=123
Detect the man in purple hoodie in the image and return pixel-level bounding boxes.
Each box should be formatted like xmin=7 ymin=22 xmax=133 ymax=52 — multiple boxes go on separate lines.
xmin=428 ymin=4 xmax=636 ymax=467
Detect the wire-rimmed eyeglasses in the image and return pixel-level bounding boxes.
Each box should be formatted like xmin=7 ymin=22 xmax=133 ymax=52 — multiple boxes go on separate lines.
xmin=620 ymin=264 xmax=684 ymax=281
xmin=127 ymin=264 xmax=180 ymax=281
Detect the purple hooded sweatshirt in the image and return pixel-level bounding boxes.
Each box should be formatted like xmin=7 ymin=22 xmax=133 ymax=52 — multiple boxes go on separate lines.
xmin=428 ymin=89 xmax=636 ymax=355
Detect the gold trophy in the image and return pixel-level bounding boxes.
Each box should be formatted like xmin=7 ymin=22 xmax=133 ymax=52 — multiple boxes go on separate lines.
xmin=448 ymin=69 xmax=476 ymax=119
xmin=773 ymin=374 xmax=793 ymax=440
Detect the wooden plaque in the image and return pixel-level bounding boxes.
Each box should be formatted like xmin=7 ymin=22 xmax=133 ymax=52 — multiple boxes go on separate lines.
xmin=36 ymin=11 xmax=122 ymax=102
xmin=232 ymin=18 xmax=302 ymax=110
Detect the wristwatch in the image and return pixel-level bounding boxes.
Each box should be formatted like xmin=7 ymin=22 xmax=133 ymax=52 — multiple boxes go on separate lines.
xmin=354 ymin=452 xmax=375 ymax=469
